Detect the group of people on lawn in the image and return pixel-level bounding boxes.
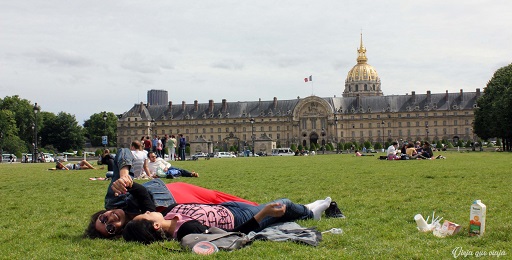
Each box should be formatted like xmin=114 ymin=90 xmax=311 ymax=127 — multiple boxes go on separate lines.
xmin=83 ymin=145 xmax=345 ymax=247
xmin=387 ymin=140 xmax=444 ymax=160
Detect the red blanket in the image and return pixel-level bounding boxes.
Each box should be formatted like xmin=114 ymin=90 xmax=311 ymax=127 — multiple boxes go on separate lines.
xmin=167 ymin=182 xmax=258 ymax=206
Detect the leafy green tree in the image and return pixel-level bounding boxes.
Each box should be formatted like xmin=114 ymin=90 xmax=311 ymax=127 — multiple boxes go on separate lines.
xmin=83 ymin=112 xmax=117 ymax=147
xmin=0 ymin=96 xmax=39 ymax=150
xmin=40 ymin=112 xmax=84 ymax=152
xmin=474 ymin=63 xmax=512 ymax=151
xmin=0 ymin=109 xmax=26 ymax=154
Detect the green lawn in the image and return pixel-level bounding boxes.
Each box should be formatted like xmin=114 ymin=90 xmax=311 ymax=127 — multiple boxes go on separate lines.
xmin=0 ymin=151 xmax=510 ymax=259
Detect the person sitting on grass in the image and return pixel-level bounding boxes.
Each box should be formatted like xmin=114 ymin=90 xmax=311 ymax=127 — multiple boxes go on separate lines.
xmin=387 ymin=141 xmax=400 ymax=160
xmin=49 ymin=159 xmax=96 ymax=170
xmin=418 ymin=141 xmax=434 ymax=159
xmin=122 ymin=196 xmax=334 ymax=244
xmin=405 ymin=143 xmax=427 ymax=159
xmin=147 ymin=151 xmax=199 ymax=178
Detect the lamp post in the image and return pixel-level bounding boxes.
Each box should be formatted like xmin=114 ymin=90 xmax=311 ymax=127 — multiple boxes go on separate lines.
xmin=425 ymin=123 xmax=429 ymax=141
xmin=103 ymin=111 xmax=108 ymax=149
xmin=33 ymin=103 xmax=40 ymax=163
xmin=321 ymin=128 xmax=326 ymax=154
xmin=381 ymin=120 xmax=385 ymax=148
xmin=334 ymin=114 xmax=339 ymax=154
xmin=250 ymin=118 xmax=255 ymax=156
xmin=0 ymin=132 xmax=3 ymax=163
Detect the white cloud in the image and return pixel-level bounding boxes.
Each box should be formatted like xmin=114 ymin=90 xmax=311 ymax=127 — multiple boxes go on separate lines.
xmin=0 ymin=0 xmax=511 ymax=123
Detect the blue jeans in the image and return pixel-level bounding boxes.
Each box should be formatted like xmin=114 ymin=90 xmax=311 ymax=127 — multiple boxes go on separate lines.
xmin=222 ymin=198 xmax=313 ymax=232
xmin=104 ymin=148 xmax=175 ymax=212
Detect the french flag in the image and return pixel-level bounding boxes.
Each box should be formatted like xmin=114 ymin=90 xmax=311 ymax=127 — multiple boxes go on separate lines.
xmin=304 ymin=75 xmax=312 ymax=82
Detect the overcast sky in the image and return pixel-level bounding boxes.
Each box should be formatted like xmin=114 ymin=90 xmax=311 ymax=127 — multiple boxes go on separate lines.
xmin=1 ymin=0 xmax=511 ymax=124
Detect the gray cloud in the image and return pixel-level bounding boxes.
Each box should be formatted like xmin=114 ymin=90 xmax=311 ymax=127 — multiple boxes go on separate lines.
xmin=25 ymin=49 xmax=94 ymax=67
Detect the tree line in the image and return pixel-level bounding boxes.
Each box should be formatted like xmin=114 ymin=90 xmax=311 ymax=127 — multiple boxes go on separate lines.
xmin=0 ymin=95 xmax=117 ymax=157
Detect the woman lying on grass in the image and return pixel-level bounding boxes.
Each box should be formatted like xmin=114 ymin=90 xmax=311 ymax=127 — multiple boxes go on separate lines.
xmin=49 ymin=160 xmax=96 ymax=170
xmin=85 ymin=148 xmax=257 ymax=239
xmin=122 ymin=197 xmax=333 ymax=244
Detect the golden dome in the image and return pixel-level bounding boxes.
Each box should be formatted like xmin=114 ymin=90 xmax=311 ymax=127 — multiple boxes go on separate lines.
xmin=343 ymin=33 xmax=382 ymax=97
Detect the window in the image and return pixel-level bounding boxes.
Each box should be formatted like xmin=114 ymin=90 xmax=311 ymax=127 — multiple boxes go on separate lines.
xmin=443 ymin=121 xmax=447 ymax=126
xmin=454 ymin=120 xmax=458 ymax=126
xmin=269 ymin=126 xmax=272 ymax=131
xmin=360 ymin=123 xmax=363 ymax=128
xmin=218 ymin=128 xmax=221 ymax=133
xmin=226 ymin=127 xmax=229 ymax=132
xmin=260 ymin=126 xmax=264 ymax=131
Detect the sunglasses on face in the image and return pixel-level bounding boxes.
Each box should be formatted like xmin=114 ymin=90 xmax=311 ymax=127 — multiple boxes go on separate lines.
xmin=99 ymin=214 xmax=116 ymax=235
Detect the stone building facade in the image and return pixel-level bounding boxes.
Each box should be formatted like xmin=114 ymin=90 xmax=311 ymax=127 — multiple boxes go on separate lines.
xmin=116 ymin=35 xmax=480 ymax=154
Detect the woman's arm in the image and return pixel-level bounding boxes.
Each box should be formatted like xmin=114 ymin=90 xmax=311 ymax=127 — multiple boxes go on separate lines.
xmin=126 ymin=182 xmax=156 ymax=213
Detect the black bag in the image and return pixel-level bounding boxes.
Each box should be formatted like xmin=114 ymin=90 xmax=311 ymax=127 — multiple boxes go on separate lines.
xmin=180 ymin=227 xmax=251 ymax=251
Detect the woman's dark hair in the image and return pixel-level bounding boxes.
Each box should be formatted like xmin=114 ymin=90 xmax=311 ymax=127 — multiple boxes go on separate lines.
xmin=123 ymin=220 xmax=167 ymax=244
xmin=84 ymin=210 xmax=111 ymax=239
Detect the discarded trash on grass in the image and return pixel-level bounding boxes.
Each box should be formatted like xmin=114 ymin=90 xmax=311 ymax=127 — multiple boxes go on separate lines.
xmin=415 ymin=211 xmax=443 ymax=232
xmin=322 ymin=228 xmax=343 ymax=234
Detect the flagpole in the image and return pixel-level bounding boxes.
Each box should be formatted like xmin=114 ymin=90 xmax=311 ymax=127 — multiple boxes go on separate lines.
xmin=310 ymin=75 xmax=313 ymax=96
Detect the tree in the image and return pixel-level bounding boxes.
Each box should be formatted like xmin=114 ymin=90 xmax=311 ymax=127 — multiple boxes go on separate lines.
xmin=0 ymin=109 xmax=27 ymax=154
xmin=40 ymin=112 xmax=84 ymax=152
xmin=474 ymin=63 xmax=512 ymax=151
xmin=83 ymin=112 xmax=118 ymax=147
xmin=0 ymin=96 xmax=39 ymax=151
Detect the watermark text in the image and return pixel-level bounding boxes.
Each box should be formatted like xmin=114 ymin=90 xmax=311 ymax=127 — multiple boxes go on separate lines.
xmin=452 ymin=247 xmax=507 ymax=258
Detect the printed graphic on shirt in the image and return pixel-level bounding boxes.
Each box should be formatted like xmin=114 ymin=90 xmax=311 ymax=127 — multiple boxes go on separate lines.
xmin=170 ymin=204 xmax=235 ymax=230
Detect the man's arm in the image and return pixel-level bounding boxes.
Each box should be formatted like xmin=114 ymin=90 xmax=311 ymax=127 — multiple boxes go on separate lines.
xmin=111 ymin=165 xmax=133 ymax=195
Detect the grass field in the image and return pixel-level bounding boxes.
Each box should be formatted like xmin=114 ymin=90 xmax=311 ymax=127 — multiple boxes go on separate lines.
xmin=0 ymin=151 xmax=510 ymax=259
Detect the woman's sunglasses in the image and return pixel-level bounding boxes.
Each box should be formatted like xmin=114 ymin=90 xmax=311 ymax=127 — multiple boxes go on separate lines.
xmin=99 ymin=214 xmax=116 ymax=235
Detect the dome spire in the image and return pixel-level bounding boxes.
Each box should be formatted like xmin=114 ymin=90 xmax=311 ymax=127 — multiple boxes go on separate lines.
xmin=357 ymin=32 xmax=368 ymax=64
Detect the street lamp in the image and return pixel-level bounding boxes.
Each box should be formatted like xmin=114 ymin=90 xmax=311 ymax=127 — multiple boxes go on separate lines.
xmin=250 ymin=117 xmax=255 ymax=156
xmin=381 ymin=120 xmax=385 ymax=148
xmin=321 ymin=128 xmax=326 ymax=154
xmin=33 ymin=103 xmax=40 ymax=163
xmin=0 ymin=132 xmax=3 ymax=163
xmin=103 ymin=111 xmax=108 ymax=149
xmin=334 ymin=114 xmax=339 ymax=154
xmin=425 ymin=123 xmax=429 ymax=141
